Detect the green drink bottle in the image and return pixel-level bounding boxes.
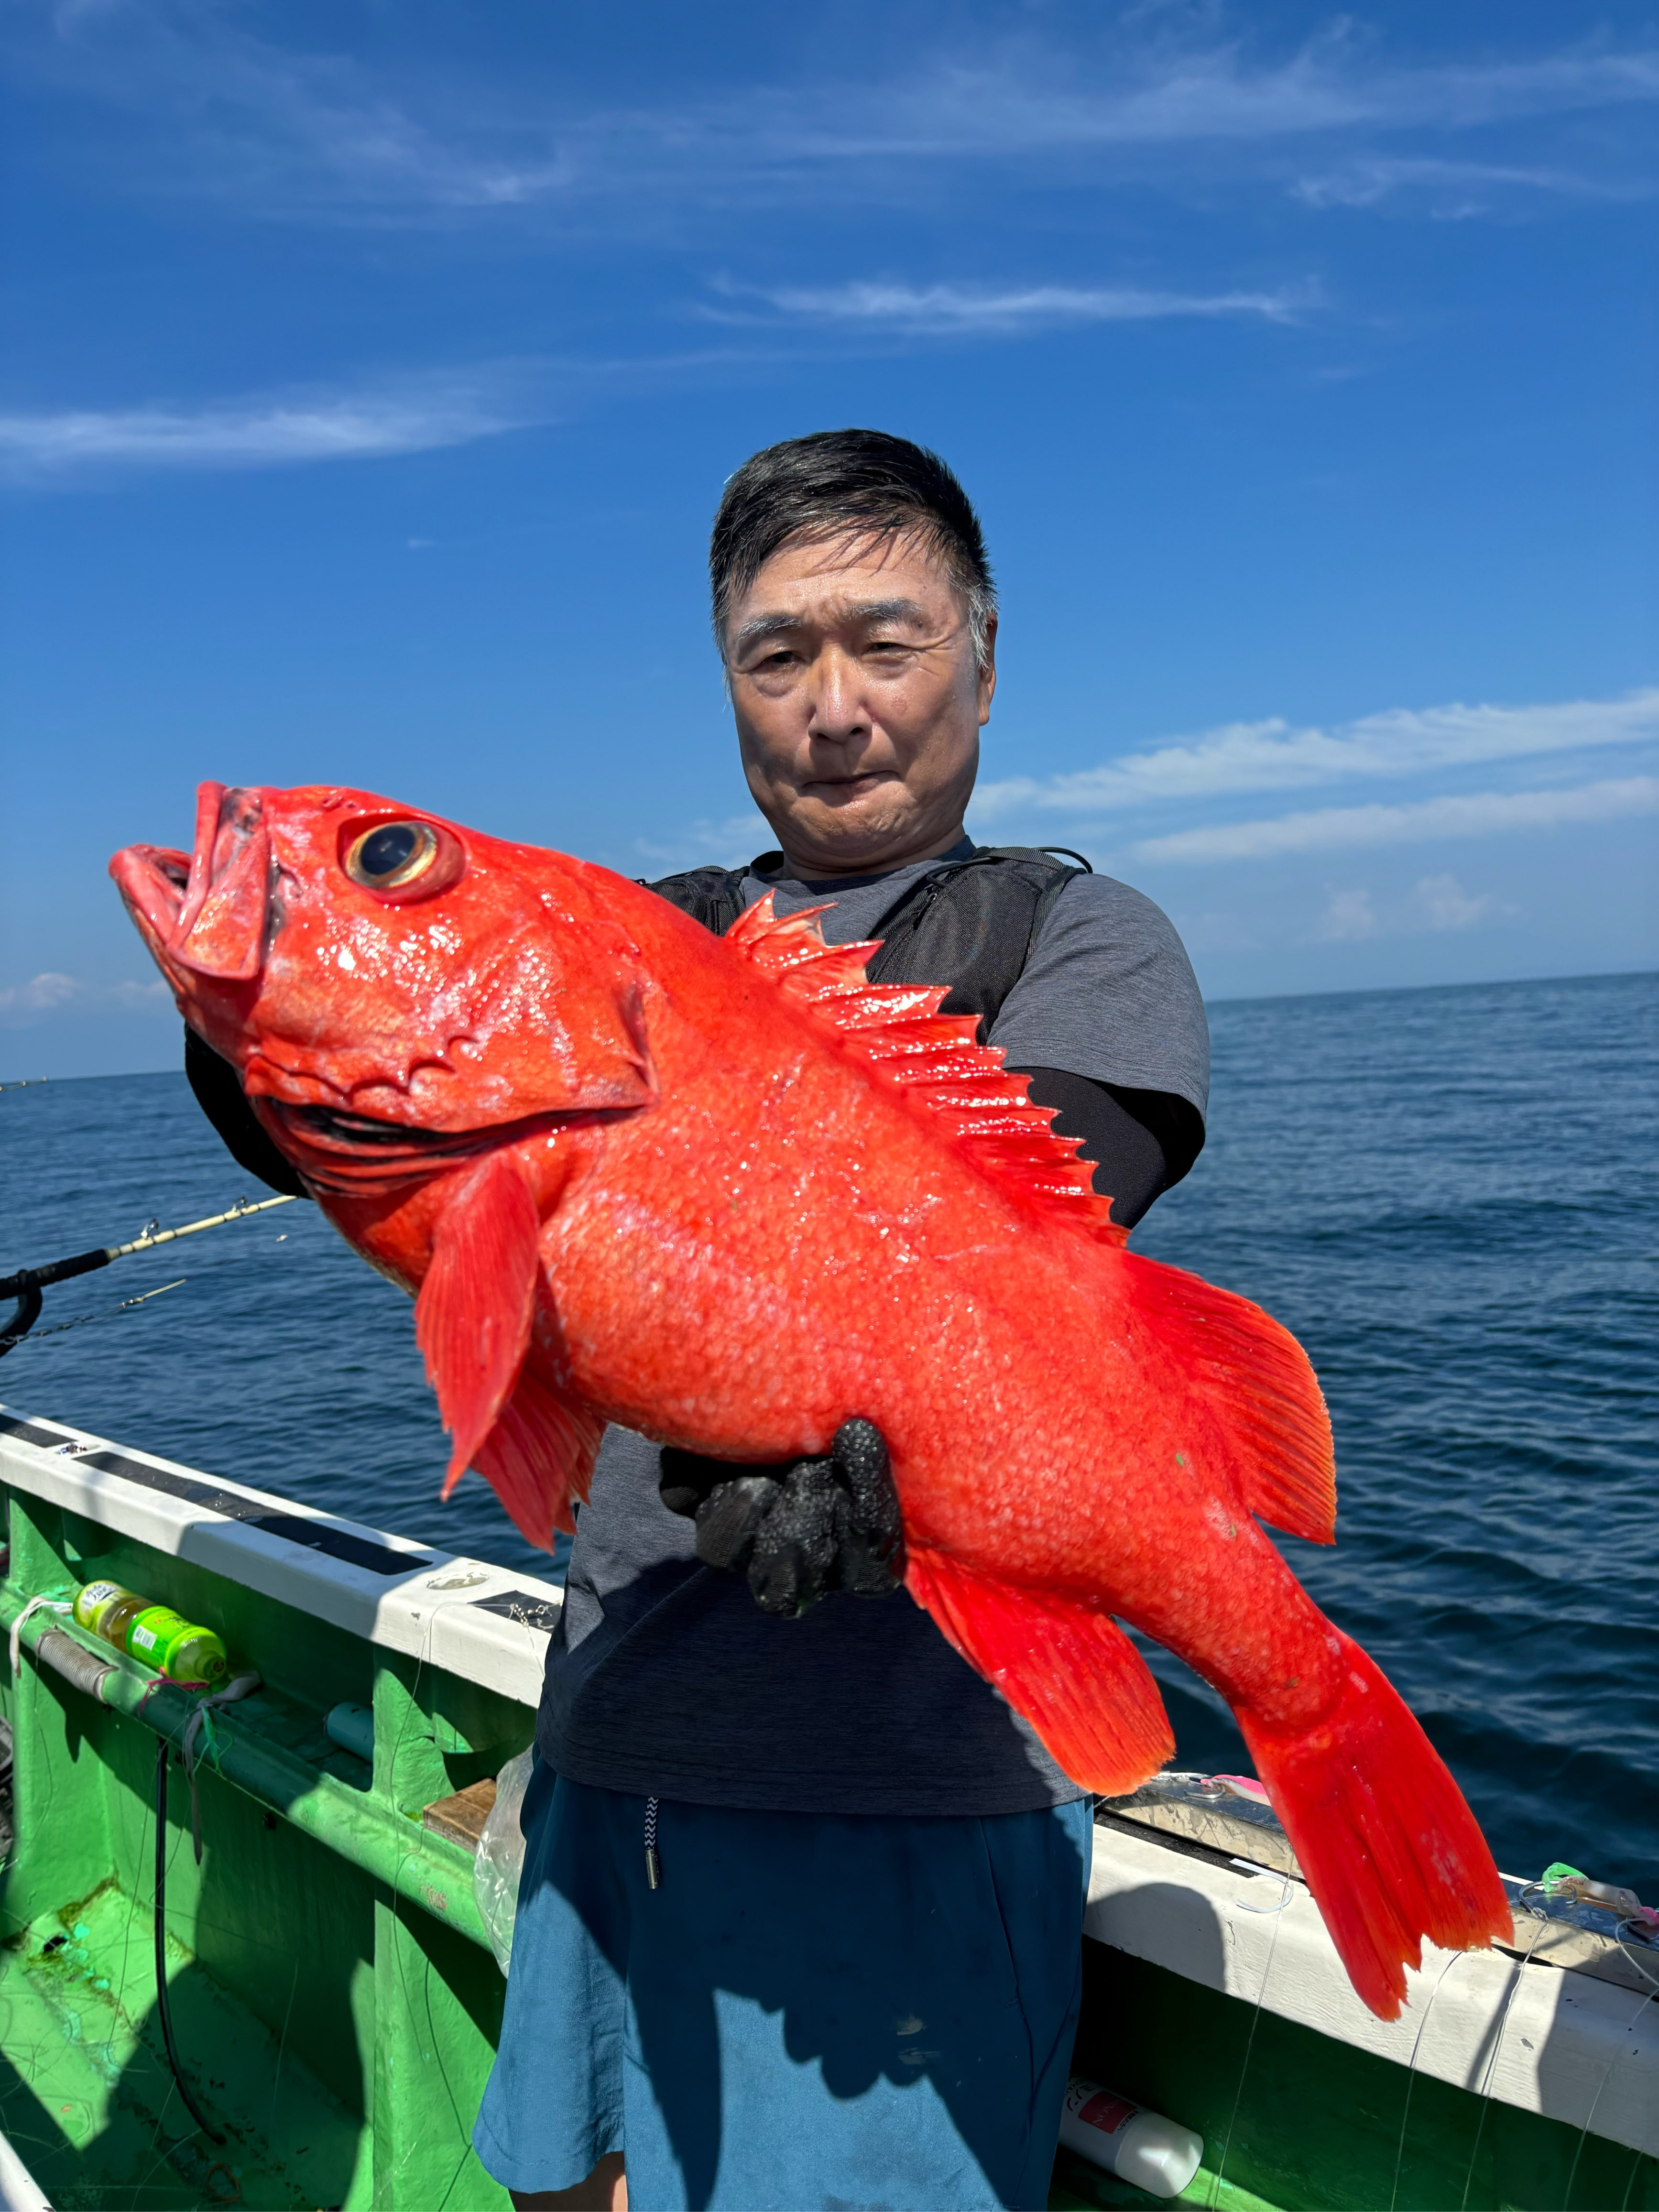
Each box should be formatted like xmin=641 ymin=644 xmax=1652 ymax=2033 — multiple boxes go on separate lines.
xmin=72 ymin=1580 xmax=138 ymax=1642
xmin=72 ymin=1581 xmax=229 ymax=1684
xmin=123 ymin=1605 xmax=228 ymax=1685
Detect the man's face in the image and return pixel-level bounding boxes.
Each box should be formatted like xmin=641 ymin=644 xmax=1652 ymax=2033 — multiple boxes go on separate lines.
xmin=723 ymin=528 xmax=996 ymax=878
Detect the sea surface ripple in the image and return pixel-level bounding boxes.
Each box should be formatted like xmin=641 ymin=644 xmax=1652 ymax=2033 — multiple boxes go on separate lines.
xmin=2 ymin=969 xmax=1655 ymax=1894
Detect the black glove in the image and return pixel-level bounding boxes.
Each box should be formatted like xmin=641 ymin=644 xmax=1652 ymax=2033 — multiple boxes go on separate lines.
xmin=659 ymin=1418 xmax=906 ymax=1618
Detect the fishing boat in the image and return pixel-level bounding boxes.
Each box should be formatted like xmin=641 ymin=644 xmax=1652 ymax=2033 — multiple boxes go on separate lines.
xmin=0 ymin=1402 xmax=1653 ymax=2211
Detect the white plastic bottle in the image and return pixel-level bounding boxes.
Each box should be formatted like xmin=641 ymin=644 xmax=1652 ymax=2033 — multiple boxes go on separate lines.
xmin=1058 ymin=2076 xmax=1205 ymax=2200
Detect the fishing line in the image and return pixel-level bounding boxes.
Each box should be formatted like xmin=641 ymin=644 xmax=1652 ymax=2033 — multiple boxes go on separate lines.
xmin=1387 ymin=1950 xmax=1465 ymax=2212
xmin=1208 ymin=1874 xmax=1289 ymax=2206
xmin=1561 ymin=1981 xmax=1658 ymax=2211
xmin=6 ymin=1280 xmax=190 ymax=1351
xmin=267 ymin=1958 xmax=300 ymax=2149
xmin=1612 ymin=1919 xmax=1659 ymax=1992
xmin=1618 ymin=2146 xmax=1648 ymax=2212
xmin=153 ymin=1735 xmax=225 ymax=2145
xmin=383 ymin=1608 xmax=476 ymax=2170
xmin=1456 ymin=1905 xmax=1549 ymax=2212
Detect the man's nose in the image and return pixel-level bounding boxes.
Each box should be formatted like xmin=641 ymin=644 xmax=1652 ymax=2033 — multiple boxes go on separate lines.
xmin=807 ymin=646 xmax=869 ymax=741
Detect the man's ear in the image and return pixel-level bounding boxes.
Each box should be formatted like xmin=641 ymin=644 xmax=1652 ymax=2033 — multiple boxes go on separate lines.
xmin=977 ymin=610 xmax=999 ymax=724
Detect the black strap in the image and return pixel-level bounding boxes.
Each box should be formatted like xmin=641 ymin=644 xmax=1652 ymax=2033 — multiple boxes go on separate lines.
xmin=638 ymin=861 xmax=761 ymax=937
xmin=646 ymin=845 xmax=1091 ymax=1041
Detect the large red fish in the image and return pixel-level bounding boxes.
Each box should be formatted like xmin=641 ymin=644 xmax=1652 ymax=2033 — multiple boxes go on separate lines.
xmin=113 ymin=782 xmax=1510 ymax=2017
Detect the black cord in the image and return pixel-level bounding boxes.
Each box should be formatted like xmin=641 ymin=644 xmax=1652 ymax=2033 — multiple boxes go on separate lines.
xmin=153 ymin=1737 xmax=224 ymax=2143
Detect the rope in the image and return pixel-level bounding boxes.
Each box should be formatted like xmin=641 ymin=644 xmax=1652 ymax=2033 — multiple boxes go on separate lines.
xmin=180 ymin=1672 xmax=263 ymax=1863
xmin=9 ymin=1597 xmax=70 ymax=1678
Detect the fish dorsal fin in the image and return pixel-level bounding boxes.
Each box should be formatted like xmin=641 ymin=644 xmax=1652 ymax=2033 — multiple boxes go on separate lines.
xmin=726 ymin=894 xmax=1125 ymax=1243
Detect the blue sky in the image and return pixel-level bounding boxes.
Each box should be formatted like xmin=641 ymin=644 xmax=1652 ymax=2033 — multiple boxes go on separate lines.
xmin=2 ymin=0 xmax=1654 ymax=1078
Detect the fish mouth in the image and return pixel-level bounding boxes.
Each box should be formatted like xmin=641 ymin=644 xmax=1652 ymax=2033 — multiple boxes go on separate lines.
xmin=110 ymin=844 xmax=193 ymax=959
xmin=258 ymin=1096 xmax=637 ymax=1193
xmin=270 ymin=1101 xmax=533 ymax=1162
xmin=111 ymin=784 xmax=274 ymax=985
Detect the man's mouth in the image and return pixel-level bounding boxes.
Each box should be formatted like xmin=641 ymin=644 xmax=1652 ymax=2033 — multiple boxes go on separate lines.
xmin=804 ymin=771 xmax=895 ymax=801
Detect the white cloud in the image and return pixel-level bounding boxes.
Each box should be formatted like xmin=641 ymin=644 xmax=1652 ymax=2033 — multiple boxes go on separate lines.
xmin=0 ymin=973 xmax=169 ymax=1023
xmin=0 ymin=374 xmax=535 ymax=478
xmin=1291 ymin=154 xmax=1643 ymax=210
xmin=11 ymin=13 xmax=1657 ymax=224
xmin=1413 ymin=873 xmax=1496 ymax=930
xmin=724 ymin=279 xmax=1309 ymax=336
xmin=1317 ymin=887 xmax=1379 ymax=941
xmin=632 ymin=812 xmax=775 ymax=873
xmin=1131 ymin=774 xmax=1659 ymax=864
xmin=970 ymin=688 xmax=1659 ymax=822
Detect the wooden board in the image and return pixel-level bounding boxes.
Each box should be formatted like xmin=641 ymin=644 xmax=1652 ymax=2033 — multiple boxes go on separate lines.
xmin=422 ymin=1778 xmax=497 ymax=1851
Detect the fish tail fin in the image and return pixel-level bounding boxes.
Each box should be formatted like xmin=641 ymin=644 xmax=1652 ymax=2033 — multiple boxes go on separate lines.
xmin=906 ymin=1552 xmax=1175 ymax=1795
xmin=1237 ymin=1631 xmax=1510 ymax=2021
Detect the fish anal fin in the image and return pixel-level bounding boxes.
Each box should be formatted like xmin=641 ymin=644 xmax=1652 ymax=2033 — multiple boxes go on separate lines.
xmin=470 ymin=1365 xmax=602 ymax=1551
xmin=1125 ymin=1252 xmax=1336 ymax=1543
xmin=415 ymin=1149 xmax=541 ymax=1493
xmin=905 ymin=1550 xmax=1174 ymax=1795
xmin=727 ymin=894 xmax=1126 ymax=1242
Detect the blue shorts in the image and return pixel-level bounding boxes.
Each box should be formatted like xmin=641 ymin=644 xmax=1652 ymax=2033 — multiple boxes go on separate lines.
xmin=472 ymin=1765 xmax=1091 ymax=2210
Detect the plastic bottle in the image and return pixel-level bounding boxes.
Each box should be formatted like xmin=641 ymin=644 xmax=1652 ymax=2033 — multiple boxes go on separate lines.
xmin=1058 ymin=2077 xmax=1204 ymax=2200
xmin=72 ymin=1580 xmax=137 ymax=1641
xmin=73 ymin=1581 xmax=228 ymax=1685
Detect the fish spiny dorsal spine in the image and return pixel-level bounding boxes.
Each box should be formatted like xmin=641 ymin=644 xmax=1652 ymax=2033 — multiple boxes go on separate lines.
xmin=726 ymin=895 xmax=1128 ymax=1244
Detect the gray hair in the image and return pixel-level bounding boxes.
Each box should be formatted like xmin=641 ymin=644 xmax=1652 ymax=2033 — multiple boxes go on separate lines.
xmin=710 ymin=429 xmax=998 ymax=671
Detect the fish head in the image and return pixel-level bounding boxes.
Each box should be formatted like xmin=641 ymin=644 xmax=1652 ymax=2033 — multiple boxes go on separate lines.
xmin=111 ymin=781 xmax=655 ymax=1185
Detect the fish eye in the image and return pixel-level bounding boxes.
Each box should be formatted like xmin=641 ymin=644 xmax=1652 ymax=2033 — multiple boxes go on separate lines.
xmin=346 ymin=821 xmax=438 ymax=890
xmin=341 ymin=818 xmax=463 ymax=901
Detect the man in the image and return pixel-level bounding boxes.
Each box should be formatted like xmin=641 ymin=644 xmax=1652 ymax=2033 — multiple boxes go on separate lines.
xmin=476 ymin=432 xmax=1208 ymax=2212
xmin=187 ymin=430 xmax=1208 ymax=2212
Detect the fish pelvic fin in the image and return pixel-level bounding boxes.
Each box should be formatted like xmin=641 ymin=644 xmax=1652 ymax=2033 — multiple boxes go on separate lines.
xmin=470 ymin=1365 xmax=602 ymax=1550
xmin=416 ymin=1148 xmax=541 ymax=1496
xmin=1124 ymin=1252 xmax=1336 ymax=1544
xmin=905 ymin=1550 xmax=1175 ymax=1795
xmin=1238 ymin=1631 xmax=1511 ymax=2021
xmin=726 ymin=894 xmax=1127 ymax=1243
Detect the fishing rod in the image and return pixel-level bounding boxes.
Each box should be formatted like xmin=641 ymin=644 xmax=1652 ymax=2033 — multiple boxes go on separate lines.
xmin=0 ymin=1194 xmax=298 ymax=1358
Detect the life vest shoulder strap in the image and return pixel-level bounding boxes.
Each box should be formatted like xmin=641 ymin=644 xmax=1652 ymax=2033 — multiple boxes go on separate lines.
xmin=647 ymin=845 xmax=1089 ymax=1039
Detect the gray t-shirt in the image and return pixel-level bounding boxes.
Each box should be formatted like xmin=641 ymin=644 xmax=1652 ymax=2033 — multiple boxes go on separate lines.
xmin=535 ymin=846 xmax=1209 ymax=1815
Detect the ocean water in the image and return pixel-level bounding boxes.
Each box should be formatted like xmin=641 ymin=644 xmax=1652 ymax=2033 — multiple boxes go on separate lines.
xmin=2 ymin=970 xmax=1655 ymax=1896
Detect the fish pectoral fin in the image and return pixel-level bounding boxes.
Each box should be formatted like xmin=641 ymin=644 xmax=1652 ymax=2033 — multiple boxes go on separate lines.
xmin=416 ymin=1148 xmax=541 ymax=1494
xmin=905 ymin=1553 xmax=1174 ymax=1796
xmin=470 ymin=1365 xmax=602 ymax=1551
xmin=1124 ymin=1251 xmax=1337 ymax=1545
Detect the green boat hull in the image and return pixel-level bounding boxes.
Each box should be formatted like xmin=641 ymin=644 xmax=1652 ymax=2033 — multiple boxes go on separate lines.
xmin=0 ymin=1407 xmax=1652 ymax=2211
